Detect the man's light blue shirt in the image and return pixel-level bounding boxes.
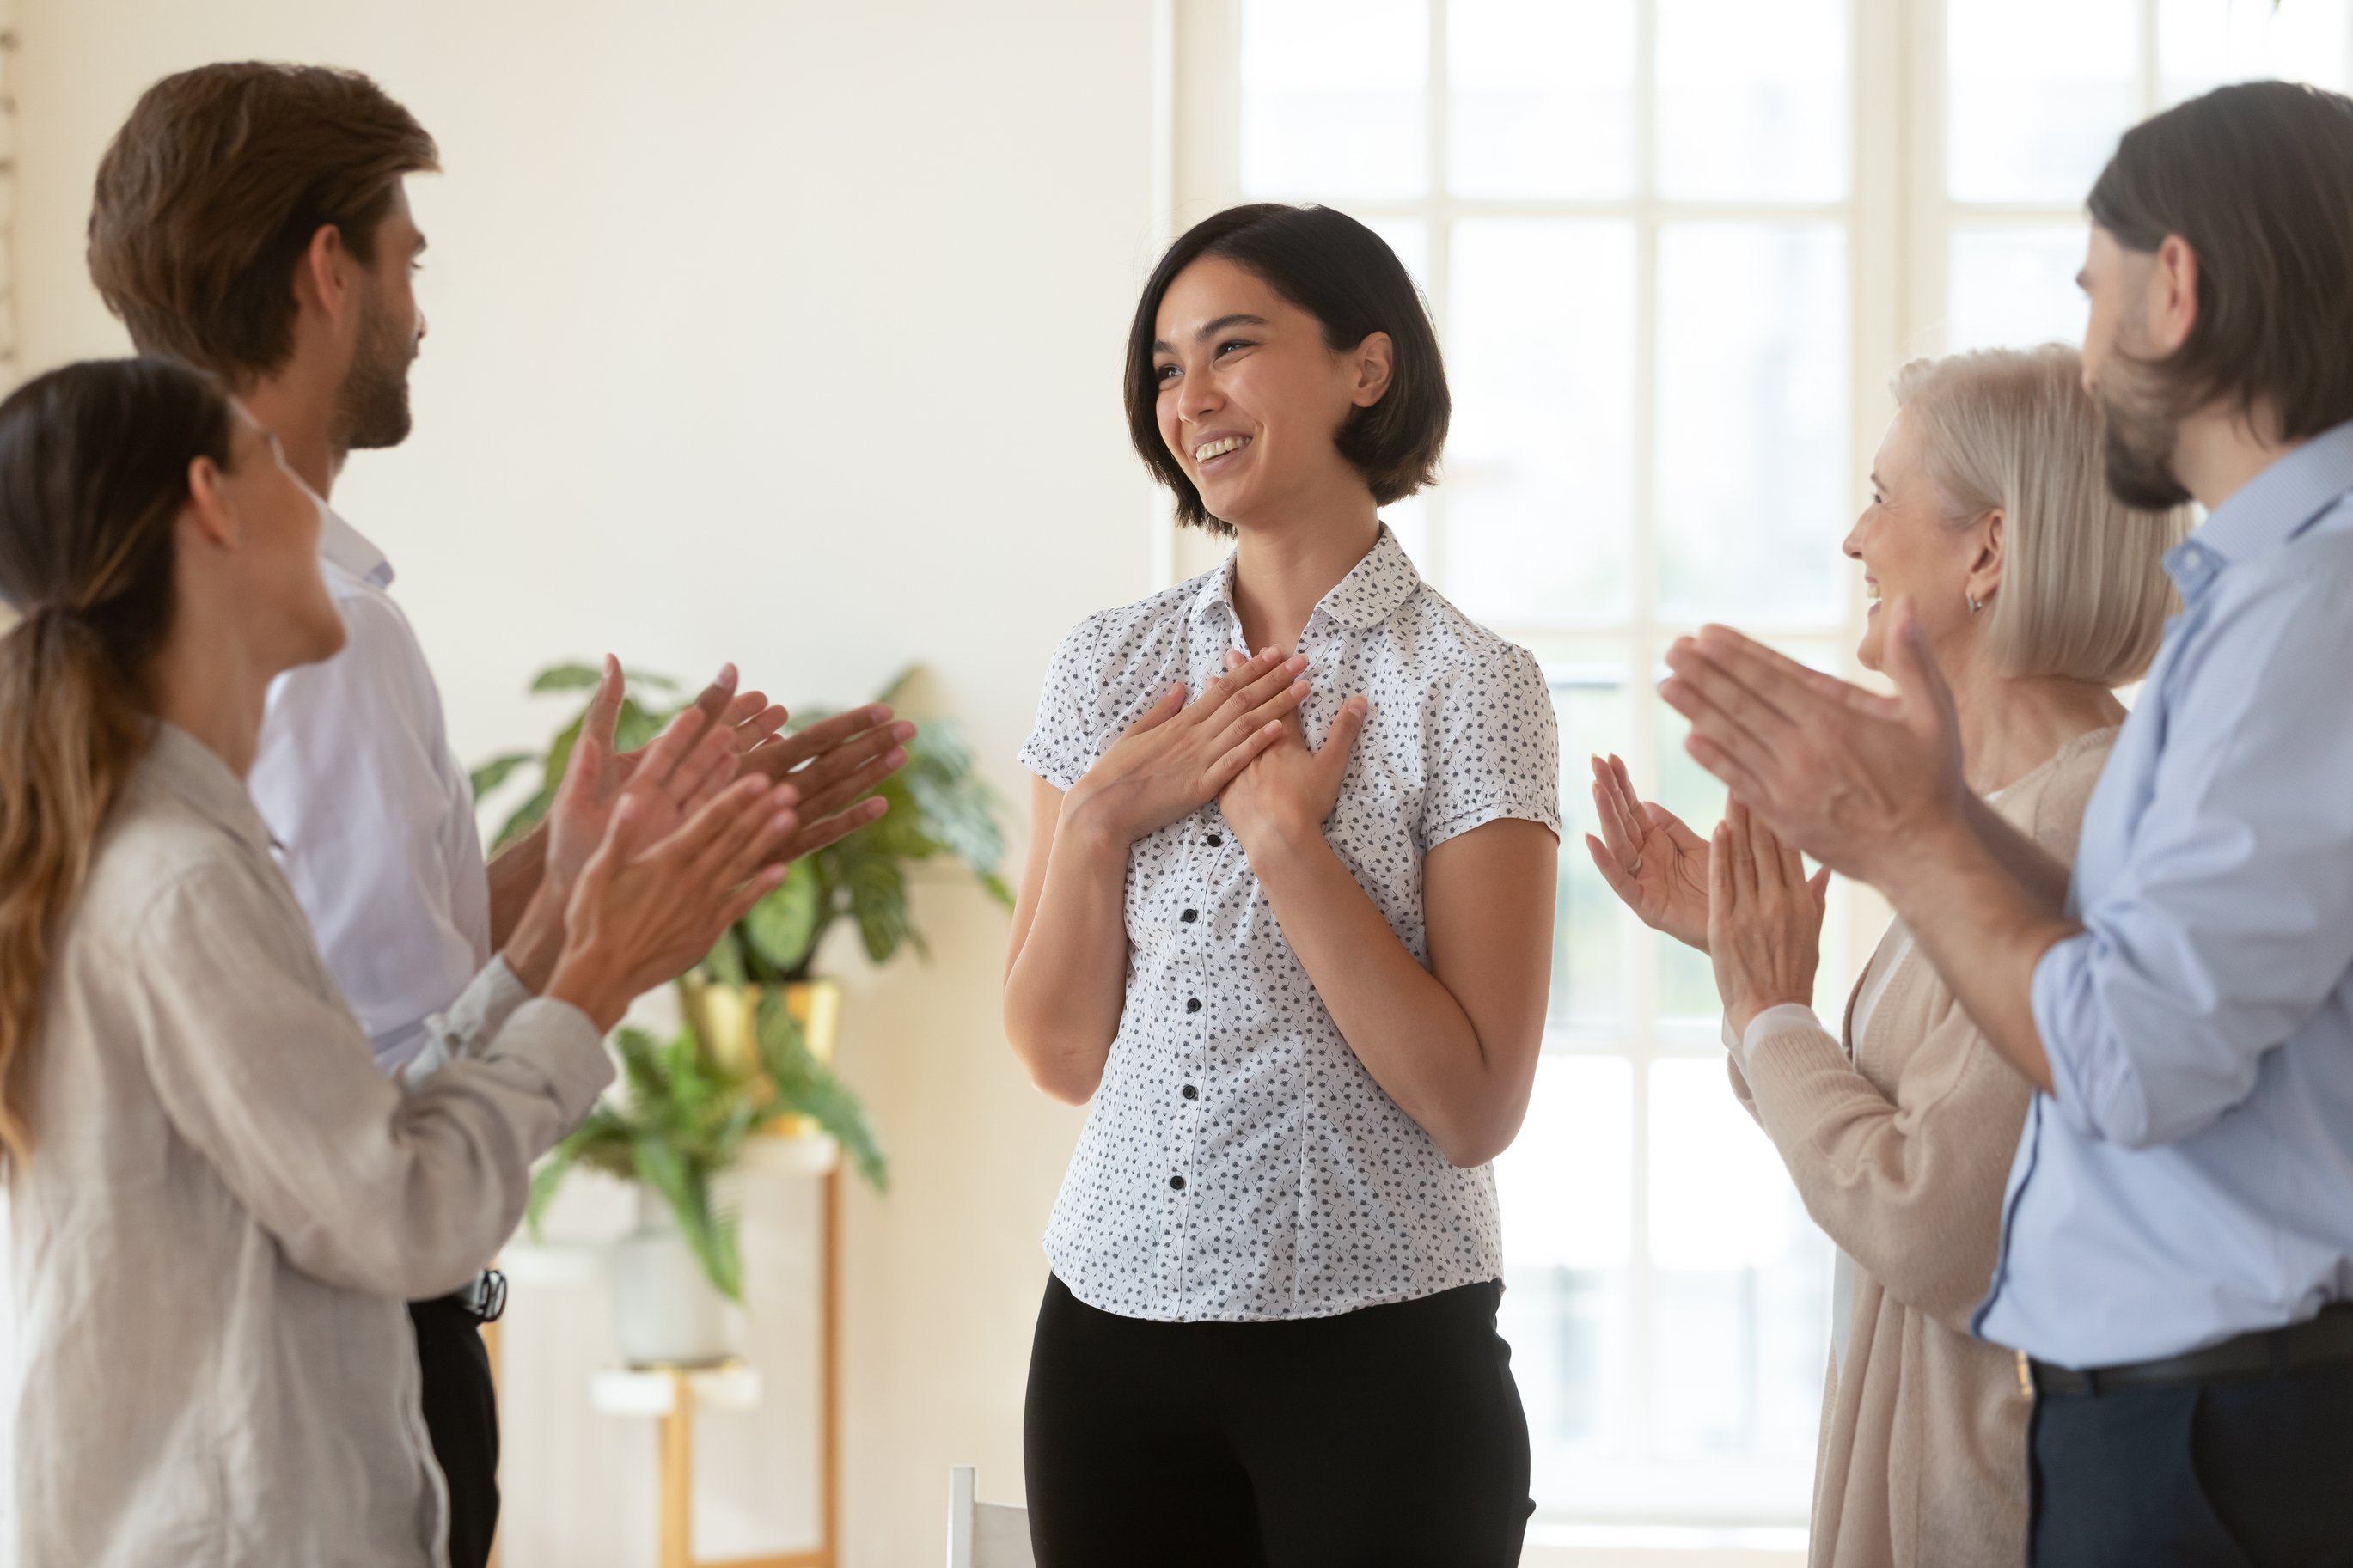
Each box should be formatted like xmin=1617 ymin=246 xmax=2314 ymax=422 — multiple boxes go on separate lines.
xmin=1974 ymin=420 xmax=2353 ymax=1369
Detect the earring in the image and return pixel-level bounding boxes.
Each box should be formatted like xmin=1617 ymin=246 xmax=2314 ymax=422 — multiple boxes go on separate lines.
xmin=1967 ymin=593 xmax=1983 ymax=616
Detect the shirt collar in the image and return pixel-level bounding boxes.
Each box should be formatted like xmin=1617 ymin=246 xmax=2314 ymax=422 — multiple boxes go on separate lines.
xmin=140 ymin=723 xmax=278 ymax=857
xmin=2167 ymin=418 xmax=2353 ymax=600
xmin=1187 ymin=522 xmax=1422 ymax=638
xmin=319 ymin=505 xmax=396 ymax=590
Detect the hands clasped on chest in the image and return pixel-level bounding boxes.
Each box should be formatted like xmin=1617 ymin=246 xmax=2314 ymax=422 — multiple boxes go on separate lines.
xmin=1060 ymin=645 xmax=1369 ymax=863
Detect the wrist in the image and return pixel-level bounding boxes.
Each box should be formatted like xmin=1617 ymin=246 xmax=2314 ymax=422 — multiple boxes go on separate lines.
xmin=501 ymin=886 xmax=567 ymax=995
xmin=1876 ymin=808 xmax=1980 ymax=911
xmin=546 ymin=948 xmax=626 ymax=1036
xmin=1237 ymin=812 xmax=1329 ymax=875
xmin=1056 ymin=784 xmax=1134 ymax=859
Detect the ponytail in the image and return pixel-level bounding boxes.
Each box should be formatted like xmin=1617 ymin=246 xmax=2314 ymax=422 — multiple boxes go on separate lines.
xmin=0 ymin=358 xmax=232 ymax=1165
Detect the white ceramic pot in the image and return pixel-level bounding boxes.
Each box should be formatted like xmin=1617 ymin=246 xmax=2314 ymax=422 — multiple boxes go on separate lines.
xmin=608 ymin=1186 xmax=740 ymax=1368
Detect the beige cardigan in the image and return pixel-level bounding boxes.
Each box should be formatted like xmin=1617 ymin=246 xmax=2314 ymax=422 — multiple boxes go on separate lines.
xmin=1728 ymin=726 xmax=2117 ymax=1568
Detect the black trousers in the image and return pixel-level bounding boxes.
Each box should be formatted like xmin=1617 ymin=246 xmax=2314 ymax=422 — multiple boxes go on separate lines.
xmin=1024 ymin=1274 xmax=1532 ymax=1568
xmin=2029 ymin=1361 xmax=2353 ymax=1566
xmin=409 ymin=1296 xmax=500 ymax=1568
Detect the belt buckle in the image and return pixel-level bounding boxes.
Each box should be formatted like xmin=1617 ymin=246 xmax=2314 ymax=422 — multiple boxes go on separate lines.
xmin=464 ymin=1268 xmax=508 ymax=1325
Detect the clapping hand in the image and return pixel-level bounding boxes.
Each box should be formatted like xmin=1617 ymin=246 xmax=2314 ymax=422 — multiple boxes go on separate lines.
xmin=545 ymin=658 xmax=789 ymax=893
xmin=1061 ymin=648 xmax=1314 ymax=847
xmin=1661 ymin=600 xmax=1968 ymax=882
xmin=1213 ymin=648 xmax=1368 ymax=857
xmin=545 ymin=712 xmax=804 ymax=1034
xmin=1707 ymin=798 xmax=1830 ymax=1038
xmin=738 ymin=703 xmax=920 ymax=863
xmin=1584 ymin=753 xmax=1714 ymax=951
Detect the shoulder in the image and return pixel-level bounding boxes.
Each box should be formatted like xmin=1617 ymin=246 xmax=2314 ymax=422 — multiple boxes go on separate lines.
xmin=259 ymin=579 xmax=445 ymax=774
xmin=1401 ymin=591 xmax=1554 ymax=724
xmin=1042 ymin=572 xmax=1213 ymax=673
xmin=75 ymin=790 xmax=275 ymax=964
xmin=2003 ymin=726 xmax=2121 ymax=862
xmin=1032 ymin=571 xmax=1216 ymax=717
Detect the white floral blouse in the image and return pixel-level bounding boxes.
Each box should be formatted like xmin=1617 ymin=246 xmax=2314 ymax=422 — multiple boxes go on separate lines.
xmin=1021 ymin=526 xmax=1561 ymax=1322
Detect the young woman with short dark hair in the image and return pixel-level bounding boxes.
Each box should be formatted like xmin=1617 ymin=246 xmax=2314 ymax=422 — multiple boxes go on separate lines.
xmin=1004 ymin=204 xmax=1561 ymax=1566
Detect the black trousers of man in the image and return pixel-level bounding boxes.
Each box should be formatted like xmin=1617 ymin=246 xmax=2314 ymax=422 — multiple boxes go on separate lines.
xmin=410 ymin=1295 xmax=501 ymax=1568
xmin=2029 ymin=1360 xmax=2353 ymax=1566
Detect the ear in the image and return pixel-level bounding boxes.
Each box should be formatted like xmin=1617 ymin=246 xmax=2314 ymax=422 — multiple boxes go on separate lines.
xmin=1348 ymin=331 xmax=1395 ymax=409
xmin=2147 ymin=234 xmax=2199 ymax=357
xmin=182 ymin=454 xmax=241 ymax=552
xmin=1965 ymin=507 xmax=2006 ymax=607
xmin=290 ymin=223 xmax=361 ymax=335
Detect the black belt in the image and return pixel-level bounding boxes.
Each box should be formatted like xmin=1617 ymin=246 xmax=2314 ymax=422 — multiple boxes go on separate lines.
xmin=2028 ymin=1303 xmax=2353 ymax=1397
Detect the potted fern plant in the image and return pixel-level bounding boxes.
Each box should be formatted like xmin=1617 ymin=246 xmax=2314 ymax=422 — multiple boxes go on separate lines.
xmin=480 ymin=663 xmax=1010 ymax=1364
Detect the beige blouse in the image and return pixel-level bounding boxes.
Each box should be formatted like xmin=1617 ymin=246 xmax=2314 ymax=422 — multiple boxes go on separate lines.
xmin=4 ymin=725 xmax=614 ymax=1567
xmin=1728 ymin=727 xmax=2116 ymax=1568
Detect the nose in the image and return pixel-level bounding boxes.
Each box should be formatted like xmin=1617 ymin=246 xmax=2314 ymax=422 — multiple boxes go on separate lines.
xmin=1841 ymin=512 xmax=1866 ymax=561
xmin=1176 ymin=363 xmax=1221 ymax=428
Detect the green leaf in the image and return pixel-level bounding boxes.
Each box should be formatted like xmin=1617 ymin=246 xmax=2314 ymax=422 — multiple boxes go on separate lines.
xmin=529 ymin=662 xmax=606 ymax=693
xmin=469 ymin=752 xmax=538 ymax=800
xmin=743 ymin=861 xmax=822 ymax=974
xmin=845 ymin=853 xmax=914 ymax=966
xmin=630 ymin=1136 xmax=743 ymax=1302
xmin=755 ymin=995 xmax=888 ymax=1190
xmin=699 ymin=926 xmax=749 ymax=988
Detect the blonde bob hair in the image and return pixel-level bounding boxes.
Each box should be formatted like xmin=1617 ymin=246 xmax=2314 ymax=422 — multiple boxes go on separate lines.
xmin=1894 ymin=345 xmax=2191 ymax=686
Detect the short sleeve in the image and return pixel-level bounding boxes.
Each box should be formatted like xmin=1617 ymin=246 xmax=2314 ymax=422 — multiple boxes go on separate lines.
xmin=1018 ymin=618 xmax=1107 ymax=790
xmin=1421 ymin=642 xmax=1562 ymax=850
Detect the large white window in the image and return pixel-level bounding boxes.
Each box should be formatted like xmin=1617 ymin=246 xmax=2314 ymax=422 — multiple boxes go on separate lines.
xmin=1173 ymin=0 xmax=2353 ymax=1540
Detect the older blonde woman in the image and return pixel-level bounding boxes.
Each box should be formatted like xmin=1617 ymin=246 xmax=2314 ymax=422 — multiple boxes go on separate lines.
xmin=1586 ymin=345 xmax=2189 ymax=1568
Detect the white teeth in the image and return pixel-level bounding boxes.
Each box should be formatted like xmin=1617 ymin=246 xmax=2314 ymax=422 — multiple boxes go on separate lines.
xmin=1865 ymin=582 xmax=1883 ymax=601
xmin=1195 ymin=436 xmax=1249 ymax=462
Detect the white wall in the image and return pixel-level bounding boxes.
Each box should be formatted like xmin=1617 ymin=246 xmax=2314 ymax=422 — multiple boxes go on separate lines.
xmin=14 ymin=3 xmax=1164 ymax=1562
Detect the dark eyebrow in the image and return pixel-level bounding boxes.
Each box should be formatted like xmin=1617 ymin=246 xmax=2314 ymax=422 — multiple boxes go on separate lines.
xmin=1151 ymin=314 xmax=1270 ymax=354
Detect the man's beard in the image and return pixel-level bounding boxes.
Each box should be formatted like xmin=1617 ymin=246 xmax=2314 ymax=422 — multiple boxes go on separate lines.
xmin=2097 ymin=352 xmax=2193 ymax=512
xmin=335 ymin=282 xmax=416 ymax=453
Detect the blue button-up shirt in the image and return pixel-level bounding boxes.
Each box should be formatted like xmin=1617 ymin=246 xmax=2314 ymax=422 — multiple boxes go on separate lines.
xmin=1974 ymin=419 xmax=2353 ymax=1369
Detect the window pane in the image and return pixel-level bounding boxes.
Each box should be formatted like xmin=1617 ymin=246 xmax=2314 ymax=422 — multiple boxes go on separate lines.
xmin=1500 ymin=1058 xmax=1636 ymax=1492
xmin=1948 ymin=0 xmax=2139 ymax=203
xmin=1656 ymin=223 xmax=1849 ymax=625
xmin=1656 ymin=0 xmax=1849 ymax=201
xmin=1948 ymin=226 xmax=2090 ymax=354
xmin=1549 ymin=666 xmax=1633 ymax=1026
xmin=2160 ymin=0 xmax=2353 ymax=104
xmin=1648 ymin=1059 xmax=1831 ymax=1475
xmin=1451 ymin=0 xmax=1636 ymax=198
xmin=1446 ymin=218 xmax=1635 ymax=625
xmin=1242 ymin=0 xmax=1428 ymax=198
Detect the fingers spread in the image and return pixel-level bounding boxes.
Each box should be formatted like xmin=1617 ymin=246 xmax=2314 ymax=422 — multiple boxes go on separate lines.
xmin=774 ymin=796 xmax=890 ymax=865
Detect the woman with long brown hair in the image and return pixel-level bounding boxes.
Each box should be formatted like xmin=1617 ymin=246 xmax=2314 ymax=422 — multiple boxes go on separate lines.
xmin=0 ymin=357 xmax=799 ymax=1565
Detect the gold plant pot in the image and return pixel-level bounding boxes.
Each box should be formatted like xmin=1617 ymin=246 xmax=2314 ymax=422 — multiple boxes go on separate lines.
xmin=678 ymin=977 xmax=842 ymax=1140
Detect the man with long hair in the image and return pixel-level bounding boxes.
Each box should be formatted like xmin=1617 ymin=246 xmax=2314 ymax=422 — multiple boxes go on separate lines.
xmin=86 ymin=64 xmax=913 ymax=1566
xmin=1659 ymin=81 xmax=2353 ymax=1563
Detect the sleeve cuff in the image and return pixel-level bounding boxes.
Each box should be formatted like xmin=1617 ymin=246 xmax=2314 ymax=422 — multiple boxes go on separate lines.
xmin=397 ymin=958 xmax=535 ymax=1089
xmin=2033 ymin=929 xmax=2112 ymax=1138
xmin=1424 ymin=796 xmax=1563 ymax=852
xmin=1732 ymin=1004 xmax=1829 ymax=1071
xmin=500 ymin=998 xmax=617 ymax=1123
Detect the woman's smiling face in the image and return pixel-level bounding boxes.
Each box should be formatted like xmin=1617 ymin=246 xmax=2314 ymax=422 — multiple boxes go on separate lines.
xmin=1152 ymin=255 xmax=1391 ymax=531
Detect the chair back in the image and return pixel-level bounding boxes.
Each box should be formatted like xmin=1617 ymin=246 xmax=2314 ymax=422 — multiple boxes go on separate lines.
xmin=946 ymin=1465 xmax=1036 ymax=1568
